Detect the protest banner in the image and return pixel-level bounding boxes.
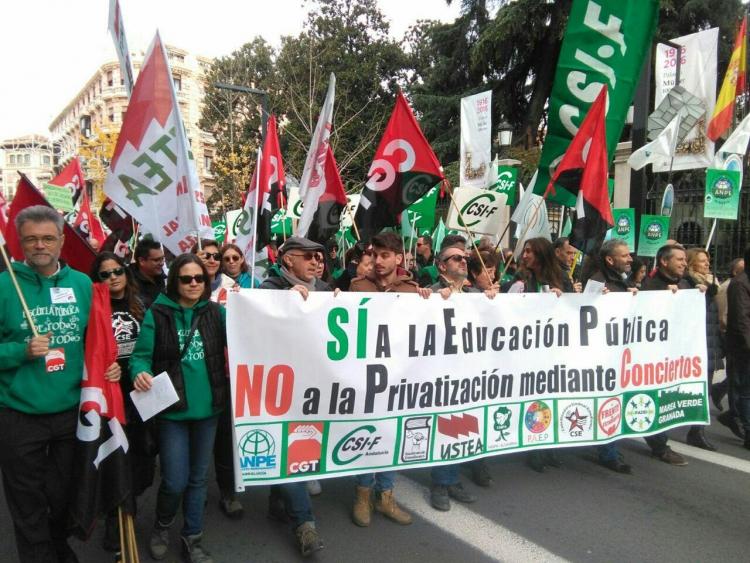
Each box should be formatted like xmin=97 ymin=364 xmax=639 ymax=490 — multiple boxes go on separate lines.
xmin=446 ymin=186 xmax=507 ymax=235
xmin=43 ymin=183 xmax=75 ymax=212
xmin=227 ymin=290 xmax=708 ymax=488
xmin=489 ymin=163 xmax=518 ymax=206
xmin=460 ymin=90 xmax=492 ymax=189
xmin=637 ymin=214 xmax=670 ymax=257
xmin=704 ymin=168 xmax=741 ymax=220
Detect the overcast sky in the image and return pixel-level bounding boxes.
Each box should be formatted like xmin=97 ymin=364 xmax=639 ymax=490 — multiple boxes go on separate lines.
xmin=0 ymin=0 xmax=460 ymax=141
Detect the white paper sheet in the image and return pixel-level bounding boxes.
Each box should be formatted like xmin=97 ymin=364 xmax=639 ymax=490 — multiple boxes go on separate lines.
xmin=130 ymin=371 xmax=179 ymax=421
xmin=583 ymin=279 xmax=606 ymax=294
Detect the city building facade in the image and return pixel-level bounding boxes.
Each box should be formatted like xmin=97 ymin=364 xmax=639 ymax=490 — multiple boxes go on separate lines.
xmin=0 ymin=135 xmax=54 ymax=200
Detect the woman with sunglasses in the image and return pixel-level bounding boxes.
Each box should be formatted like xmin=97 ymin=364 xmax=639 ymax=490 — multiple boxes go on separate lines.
xmin=90 ymin=252 xmax=155 ymax=552
xmin=130 ymin=254 xmax=227 ymax=563
xmin=191 ymin=239 xmax=236 ymax=305
xmin=220 ymin=243 xmax=259 ymax=289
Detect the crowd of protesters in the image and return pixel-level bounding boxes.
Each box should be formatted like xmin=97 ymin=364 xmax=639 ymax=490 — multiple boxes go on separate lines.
xmin=1 ymin=204 xmax=748 ymax=563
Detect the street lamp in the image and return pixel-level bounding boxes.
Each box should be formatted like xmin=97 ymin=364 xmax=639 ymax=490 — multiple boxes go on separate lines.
xmin=496 ymin=120 xmax=513 ymax=155
xmin=213 ymin=82 xmax=269 ymax=142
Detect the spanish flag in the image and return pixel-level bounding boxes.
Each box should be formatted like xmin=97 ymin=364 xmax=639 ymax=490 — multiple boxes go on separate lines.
xmin=708 ymin=17 xmax=747 ymax=141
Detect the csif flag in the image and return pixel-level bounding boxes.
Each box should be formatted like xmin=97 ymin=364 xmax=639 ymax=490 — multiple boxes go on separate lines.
xmin=50 ymin=156 xmax=86 ymax=205
xmin=545 ymin=86 xmax=612 ymax=251
xmin=104 ymin=32 xmax=213 ymax=256
xmin=74 ymin=187 xmax=107 ymax=248
xmin=304 ymin=146 xmax=348 ymax=244
xmin=71 ymin=283 xmax=130 ymax=537
xmin=707 ymin=16 xmax=747 ymax=141
xmin=6 ymin=174 xmax=97 ymax=273
xmin=355 ymin=91 xmax=444 ymax=241
xmin=297 ymin=74 xmax=335 ymax=238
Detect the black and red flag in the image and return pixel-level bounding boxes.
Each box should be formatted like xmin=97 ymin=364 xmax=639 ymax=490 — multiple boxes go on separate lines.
xmin=545 ymin=86 xmax=612 ymax=252
xmin=74 ymin=186 xmax=107 ymax=248
xmin=6 ymin=173 xmax=97 ymax=273
xmin=70 ymin=283 xmax=130 ymax=537
xmin=49 ymin=156 xmax=86 ymax=205
xmin=354 ymin=91 xmax=444 ymax=241
xmin=99 ymin=197 xmax=135 ymax=257
xmin=305 ymin=146 xmax=348 ymax=244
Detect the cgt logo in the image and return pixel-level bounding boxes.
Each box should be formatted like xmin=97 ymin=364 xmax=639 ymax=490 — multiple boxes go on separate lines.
xmin=458 ymin=193 xmax=500 ymax=228
xmin=333 ymin=425 xmax=383 ymax=465
xmin=287 ymin=423 xmax=323 ymax=475
xmin=238 ymin=429 xmax=276 ymax=470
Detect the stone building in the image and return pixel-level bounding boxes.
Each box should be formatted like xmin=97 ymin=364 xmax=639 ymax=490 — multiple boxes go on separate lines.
xmin=0 ymin=135 xmax=54 ymax=200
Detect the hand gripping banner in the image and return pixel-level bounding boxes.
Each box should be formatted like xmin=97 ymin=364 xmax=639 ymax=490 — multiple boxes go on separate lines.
xmin=227 ymin=290 xmax=708 ymax=488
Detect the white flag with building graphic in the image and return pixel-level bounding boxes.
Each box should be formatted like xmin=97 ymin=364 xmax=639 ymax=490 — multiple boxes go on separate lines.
xmin=104 ymin=32 xmax=213 ymax=255
xmin=460 ymin=90 xmax=492 ymax=189
xmin=628 ymin=112 xmax=683 ymax=171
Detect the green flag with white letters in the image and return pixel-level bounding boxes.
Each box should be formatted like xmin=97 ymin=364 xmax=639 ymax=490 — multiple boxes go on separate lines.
xmin=534 ymin=0 xmax=659 ymax=206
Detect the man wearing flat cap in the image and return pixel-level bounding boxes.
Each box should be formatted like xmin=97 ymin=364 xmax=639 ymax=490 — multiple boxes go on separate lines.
xmin=261 ymin=236 xmax=332 ymax=297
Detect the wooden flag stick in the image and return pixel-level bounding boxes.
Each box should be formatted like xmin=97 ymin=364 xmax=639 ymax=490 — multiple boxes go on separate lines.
xmin=117 ymin=507 xmax=127 ymax=563
xmin=0 ymin=245 xmax=39 ymax=337
xmin=346 ymin=204 xmax=361 ymax=241
xmin=127 ymin=513 xmax=140 ymax=563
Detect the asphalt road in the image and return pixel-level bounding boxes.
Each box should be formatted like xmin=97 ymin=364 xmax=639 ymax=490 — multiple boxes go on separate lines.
xmin=1 ymin=404 xmax=748 ymax=563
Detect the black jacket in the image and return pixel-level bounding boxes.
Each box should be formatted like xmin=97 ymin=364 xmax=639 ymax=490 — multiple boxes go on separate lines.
xmin=641 ymin=270 xmax=691 ymax=291
xmin=130 ymin=264 xmax=166 ymax=310
xmin=260 ymin=274 xmax=332 ymax=292
xmin=684 ymin=276 xmax=723 ymax=373
xmin=589 ymin=266 xmax=633 ymax=293
xmin=727 ymin=272 xmax=750 ymax=355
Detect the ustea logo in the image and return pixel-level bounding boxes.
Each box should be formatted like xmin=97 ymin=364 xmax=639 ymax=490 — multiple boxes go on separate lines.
xmin=287 ymin=423 xmax=323 ymax=476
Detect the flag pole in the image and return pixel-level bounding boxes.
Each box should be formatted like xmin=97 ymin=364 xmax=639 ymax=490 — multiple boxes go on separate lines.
xmin=346 ymin=204 xmax=360 ymax=240
xmin=250 ymin=150 xmax=262 ymax=283
xmin=445 ymin=180 xmax=490 ymax=280
xmin=705 ymin=218 xmax=718 ymax=250
xmin=498 ymin=194 xmax=546 ymax=280
xmin=0 ymin=245 xmax=39 ymax=337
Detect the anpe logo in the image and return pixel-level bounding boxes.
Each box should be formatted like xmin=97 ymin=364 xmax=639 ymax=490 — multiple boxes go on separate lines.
xmin=616 ymin=215 xmax=631 ymax=235
xmin=711 ymin=176 xmax=733 ymax=199
xmin=459 ymin=193 xmax=499 ymax=227
xmin=645 ymin=222 xmax=663 ymax=240
xmin=238 ymin=429 xmax=276 ymax=470
xmin=332 ymin=425 xmax=384 ymax=465
xmin=287 ymin=423 xmax=323 ymax=475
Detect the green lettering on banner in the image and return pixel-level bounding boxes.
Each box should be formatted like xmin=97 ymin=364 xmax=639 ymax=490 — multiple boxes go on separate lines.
xmin=636 ymin=214 xmax=670 ymax=257
xmin=534 ymin=0 xmax=659 ymax=206
xmin=704 ymin=168 xmax=741 ymax=220
xmin=212 ymin=220 xmax=227 ymax=243
xmin=42 ymin=183 xmax=74 ymax=212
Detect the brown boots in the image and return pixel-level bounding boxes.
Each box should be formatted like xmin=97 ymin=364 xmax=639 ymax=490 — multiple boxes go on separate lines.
xmin=352 ymin=486 xmax=412 ymax=526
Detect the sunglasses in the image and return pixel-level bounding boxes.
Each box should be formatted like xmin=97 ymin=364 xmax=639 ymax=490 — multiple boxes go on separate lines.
xmin=98 ymin=267 xmax=125 ymax=280
xmin=223 ymin=254 xmax=242 ymax=263
xmin=288 ymin=251 xmax=321 ymax=262
xmin=443 ymin=255 xmax=467 ymax=263
xmin=203 ymin=252 xmax=221 ymax=261
xmin=178 ymin=274 xmax=207 ymax=285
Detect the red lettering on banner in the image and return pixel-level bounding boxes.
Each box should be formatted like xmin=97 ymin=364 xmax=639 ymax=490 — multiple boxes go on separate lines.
xmin=265 ymin=365 xmax=294 ymax=416
xmin=235 ymin=364 xmax=264 ymax=417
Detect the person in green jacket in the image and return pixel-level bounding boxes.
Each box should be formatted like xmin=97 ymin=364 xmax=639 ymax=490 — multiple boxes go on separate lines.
xmin=131 ymin=253 xmax=228 ymax=563
xmin=0 ymin=205 xmax=120 ymax=563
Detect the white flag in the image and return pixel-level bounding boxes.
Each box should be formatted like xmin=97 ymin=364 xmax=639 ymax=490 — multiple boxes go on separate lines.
xmin=297 ymin=74 xmax=336 ymax=237
xmin=104 ymin=32 xmax=213 ymax=255
xmin=511 ymin=171 xmax=551 ymax=258
xmin=460 ymin=90 xmax=492 ymax=189
xmin=107 ymin=0 xmax=134 ymax=96
xmin=716 ymin=112 xmax=750 ymax=162
xmin=628 ymin=112 xmax=683 ymax=171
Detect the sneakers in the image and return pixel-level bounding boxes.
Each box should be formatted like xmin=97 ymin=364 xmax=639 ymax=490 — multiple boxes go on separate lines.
xmin=295 ymin=521 xmax=324 ymax=557
xmin=181 ymin=533 xmax=213 ymax=563
xmin=306 ymin=479 xmax=322 ymax=496
xmin=352 ymin=486 xmax=373 ymax=527
xmin=149 ymin=525 xmax=170 ymax=560
xmin=655 ymin=447 xmax=688 ymax=466
xmin=219 ymin=494 xmax=244 ymax=520
xmin=469 ymin=459 xmax=493 ymax=487
xmin=374 ymin=489 xmax=412 ymax=525
xmin=430 ymin=483 xmax=476 ymax=511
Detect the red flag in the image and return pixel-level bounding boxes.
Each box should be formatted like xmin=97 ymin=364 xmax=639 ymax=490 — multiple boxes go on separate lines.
xmin=71 ymin=283 xmax=129 ymax=537
xmin=305 ymin=145 xmax=348 ymax=244
xmin=355 ymin=91 xmax=444 ymax=240
xmin=74 ymin=188 xmax=107 ymax=248
xmin=50 ymin=156 xmax=86 ymax=205
xmin=0 ymin=189 xmax=9 ymax=237
xmin=6 ymin=174 xmax=97 ymax=273
xmin=545 ymin=86 xmax=612 ymax=250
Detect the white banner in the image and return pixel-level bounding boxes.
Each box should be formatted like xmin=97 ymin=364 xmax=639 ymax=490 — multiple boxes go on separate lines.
xmin=460 ymin=91 xmax=492 ymax=189
xmin=227 ymin=290 xmax=708 ymax=487
xmin=654 ymin=28 xmax=717 ymax=171
xmin=108 ymin=0 xmax=134 ymax=96
xmin=446 ymin=186 xmax=507 ymax=235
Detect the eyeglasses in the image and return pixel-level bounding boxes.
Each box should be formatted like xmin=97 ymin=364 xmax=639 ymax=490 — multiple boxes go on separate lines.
xmin=98 ymin=267 xmax=126 ymax=280
xmin=443 ymin=255 xmax=467 ymax=263
xmin=21 ymin=235 xmax=59 ymax=246
xmin=223 ymin=254 xmax=242 ymax=263
xmin=203 ymin=252 xmax=221 ymax=261
xmin=287 ymin=251 xmax=321 ymax=262
xmin=178 ymin=274 xmax=206 ymax=285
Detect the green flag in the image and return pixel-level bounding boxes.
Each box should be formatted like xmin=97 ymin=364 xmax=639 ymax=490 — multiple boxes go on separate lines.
xmin=704 ymin=168 xmax=741 ymax=220
xmin=271 ymin=209 xmax=293 ymax=236
xmin=432 ymin=219 xmax=447 ymax=252
xmin=212 ymin=220 xmax=227 ymax=243
xmin=608 ymin=208 xmax=636 ymax=249
xmin=637 ymin=215 xmax=670 ymax=257
xmin=534 ymin=0 xmax=658 ymax=206
xmin=405 ymin=185 xmax=439 ymax=234
xmin=489 ymin=161 xmax=518 ymax=206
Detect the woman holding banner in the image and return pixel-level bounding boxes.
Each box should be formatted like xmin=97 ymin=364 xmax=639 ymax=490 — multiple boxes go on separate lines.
xmin=131 ymin=253 xmax=228 ymax=563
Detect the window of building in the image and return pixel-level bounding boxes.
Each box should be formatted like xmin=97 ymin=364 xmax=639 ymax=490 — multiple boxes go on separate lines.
xmin=24 ymin=154 xmax=31 ymax=165
xmin=204 ymin=155 xmax=213 ymax=173
xmin=121 ymin=111 xmax=127 ymax=122
xmin=43 ymin=155 xmax=51 ymax=165
xmin=173 ymin=75 xmax=182 ymax=91
xmin=109 ymin=112 xmax=115 ymax=123
xmin=107 ymin=71 xmax=113 ymax=87
xmin=9 ymin=154 xmax=16 ymax=165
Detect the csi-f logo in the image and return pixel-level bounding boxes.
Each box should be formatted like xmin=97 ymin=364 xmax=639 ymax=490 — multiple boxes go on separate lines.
xmin=458 ymin=193 xmax=499 ymax=227
xmin=645 ymin=222 xmax=663 ymax=241
xmin=616 ymin=215 xmax=631 ymax=235
xmin=332 ymin=424 xmax=382 ymax=465
xmin=238 ymin=429 xmax=276 ymax=470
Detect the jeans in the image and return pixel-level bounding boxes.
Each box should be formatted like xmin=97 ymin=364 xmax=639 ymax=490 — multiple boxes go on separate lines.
xmin=356 ymin=471 xmax=395 ymax=491
xmin=213 ymin=396 xmax=236 ymax=496
xmin=431 ymin=465 xmax=459 ymax=486
xmin=731 ymin=352 xmax=750 ymax=435
xmin=597 ymin=442 xmax=621 ymax=462
xmin=156 ymin=415 xmax=219 ymax=537
xmin=645 ymin=432 xmax=669 ymax=456
xmin=270 ymin=483 xmax=314 ymax=528
xmin=0 ymin=407 xmax=77 ymax=563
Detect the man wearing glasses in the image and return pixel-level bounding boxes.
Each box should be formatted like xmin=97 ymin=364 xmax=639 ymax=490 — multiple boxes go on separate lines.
xmin=130 ymin=238 xmax=166 ymax=309
xmin=0 ymin=205 xmax=120 ymax=562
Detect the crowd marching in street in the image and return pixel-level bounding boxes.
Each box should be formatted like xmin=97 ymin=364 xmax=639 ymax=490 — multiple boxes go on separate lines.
xmin=1 ymin=204 xmax=748 ymax=562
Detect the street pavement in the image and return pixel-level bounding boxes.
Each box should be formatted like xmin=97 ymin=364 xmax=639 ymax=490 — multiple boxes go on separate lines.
xmin=1 ymin=403 xmax=748 ymax=562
